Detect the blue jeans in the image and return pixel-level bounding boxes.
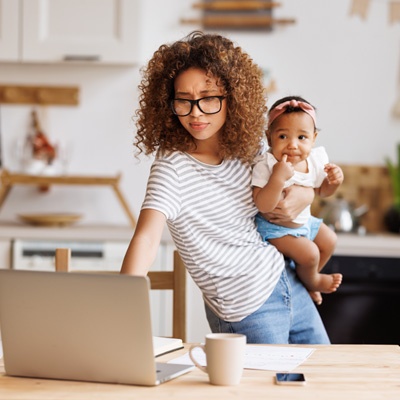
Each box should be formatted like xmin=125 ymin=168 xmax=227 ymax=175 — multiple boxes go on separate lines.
xmin=205 ymin=261 xmax=330 ymax=344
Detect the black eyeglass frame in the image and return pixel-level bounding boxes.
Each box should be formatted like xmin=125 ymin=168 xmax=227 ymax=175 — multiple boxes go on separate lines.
xmin=170 ymin=96 xmax=226 ymax=116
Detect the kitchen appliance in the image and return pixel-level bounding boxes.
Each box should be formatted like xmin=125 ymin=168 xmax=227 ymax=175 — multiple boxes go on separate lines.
xmin=318 ymin=254 xmax=400 ymax=344
xmin=11 ymin=239 xmax=128 ymax=272
xmin=318 ymin=196 xmax=368 ymax=233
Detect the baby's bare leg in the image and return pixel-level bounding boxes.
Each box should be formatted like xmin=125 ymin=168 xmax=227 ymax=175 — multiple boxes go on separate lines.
xmin=308 ymin=223 xmax=339 ymax=304
xmin=314 ymin=223 xmax=337 ymax=271
xmin=268 ymin=235 xmax=342 ymax=293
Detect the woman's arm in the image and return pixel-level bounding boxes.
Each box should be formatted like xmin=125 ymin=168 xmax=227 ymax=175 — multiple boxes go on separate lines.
xmin=120 ymin=209 xmax=166 ymax=276
xmin=263 ymin=185 xmax=315 ymax=224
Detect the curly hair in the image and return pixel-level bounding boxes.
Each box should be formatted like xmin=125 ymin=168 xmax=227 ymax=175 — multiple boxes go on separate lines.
xmin=134 ymin=31 xmax=267 ymax=164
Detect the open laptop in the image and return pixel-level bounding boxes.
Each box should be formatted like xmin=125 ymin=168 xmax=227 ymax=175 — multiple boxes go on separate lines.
xmin=0 ymin=269 xmax=193 ymax=386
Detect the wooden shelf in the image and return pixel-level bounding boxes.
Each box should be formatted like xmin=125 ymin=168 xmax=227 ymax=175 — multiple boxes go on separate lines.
xmin=192 ymin=1 xmax=281 ymax=10
xmin=0 ymin=85 xmax=79 ymax=106
xmin=183 ymin=0 xmax=295 ymax=30
xmin=0 ymin=169 xmax=136 ymax=227
xmin=181 ymin=15 xmax=295 ymax=28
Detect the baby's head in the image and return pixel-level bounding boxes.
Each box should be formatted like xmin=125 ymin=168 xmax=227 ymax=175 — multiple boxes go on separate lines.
xmin=268 ymin=96 xmax=317 ymax=131
xmin=266 ymin=96 xmax=318 ymax=164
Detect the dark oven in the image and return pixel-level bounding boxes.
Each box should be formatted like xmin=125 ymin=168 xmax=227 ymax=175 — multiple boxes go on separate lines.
xmin=317 ymin=255 xmax=400 ymax=344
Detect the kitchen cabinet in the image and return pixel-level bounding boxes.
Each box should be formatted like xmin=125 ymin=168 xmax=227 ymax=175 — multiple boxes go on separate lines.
xmin=0 ymin=239 xmax=11 ymax=270
xmin=0 ymin=0 xmax=18 ymax=61
xmin=0 ymin=0 xmax=140 ymax=64
xmin=0 ymin=224 xmax=136 ymax=270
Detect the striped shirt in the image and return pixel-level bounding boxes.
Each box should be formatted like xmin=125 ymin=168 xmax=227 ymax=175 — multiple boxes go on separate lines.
xmin=142 ymin=151 xmax=284 ymax=322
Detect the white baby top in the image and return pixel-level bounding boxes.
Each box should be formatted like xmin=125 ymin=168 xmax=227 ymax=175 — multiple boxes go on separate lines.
xmin=252 ymin=146 xmax=329 ymax=225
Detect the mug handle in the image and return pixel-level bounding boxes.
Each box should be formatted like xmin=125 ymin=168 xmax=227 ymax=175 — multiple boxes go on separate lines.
xmin=189 ymin=344 xmax=207 ymax=374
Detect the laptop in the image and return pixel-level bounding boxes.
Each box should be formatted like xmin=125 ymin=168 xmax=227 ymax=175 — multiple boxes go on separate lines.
xmin=0 ymin=269 xmax=193 ymax=386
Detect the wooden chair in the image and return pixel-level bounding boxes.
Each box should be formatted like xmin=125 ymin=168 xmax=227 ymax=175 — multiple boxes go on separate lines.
xmin=55 ymin=248 xmax=186 ymax=342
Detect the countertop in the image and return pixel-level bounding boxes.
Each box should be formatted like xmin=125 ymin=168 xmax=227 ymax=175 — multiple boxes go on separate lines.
xmin=0 ymin=221 xmax=173 ymax=243
xmin=0 ymin=221 xmax=399 ymax=257
xmin=334 ymin=232 xmax=400 ymax=257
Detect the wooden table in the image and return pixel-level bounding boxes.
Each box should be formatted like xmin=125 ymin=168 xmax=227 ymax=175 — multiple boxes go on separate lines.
xmin=0 ymin=345 xmax=399 ymax=399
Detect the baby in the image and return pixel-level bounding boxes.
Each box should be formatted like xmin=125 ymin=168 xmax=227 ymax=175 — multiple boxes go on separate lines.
xmin=252 ymin=96 xmax=343 ymax=302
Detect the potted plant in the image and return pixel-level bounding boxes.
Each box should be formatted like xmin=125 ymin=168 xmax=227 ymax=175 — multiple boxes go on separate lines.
xmin=384 ymin=143 xmax=400 ymax=233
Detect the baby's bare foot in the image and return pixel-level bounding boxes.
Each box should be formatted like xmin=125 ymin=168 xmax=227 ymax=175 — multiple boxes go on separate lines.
xmin=318 ymin=273 xmax=342 ymax=293
xmin=308 ymin=291 xmax=323 ymax=305
xmin=301 ymin=273 xmax=343 ymax=294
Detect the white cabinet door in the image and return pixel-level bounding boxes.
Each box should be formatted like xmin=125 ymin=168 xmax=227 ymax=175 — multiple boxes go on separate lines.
xmin=0 ymin=0 xmax=19 ymax=61
xmin=0 ymin=239 xmax=11 ymax=269
xmin=21 ymin=0 xmax=140 ymax=64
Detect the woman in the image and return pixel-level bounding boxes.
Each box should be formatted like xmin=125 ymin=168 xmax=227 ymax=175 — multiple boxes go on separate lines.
xmin=121 ymin=32 xmax=330 ymax=344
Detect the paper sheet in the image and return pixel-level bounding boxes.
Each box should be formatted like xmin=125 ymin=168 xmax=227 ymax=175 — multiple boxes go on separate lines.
xmin=169 ymin=345 xmax=315 ymax=372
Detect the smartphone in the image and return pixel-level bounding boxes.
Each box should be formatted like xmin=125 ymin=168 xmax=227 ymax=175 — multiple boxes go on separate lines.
xmin=275 ymin=373 xmax=306 ymax=386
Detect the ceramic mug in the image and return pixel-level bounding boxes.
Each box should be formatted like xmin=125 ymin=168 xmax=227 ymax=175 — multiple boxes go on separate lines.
xmin=189 ymin=333 xmax=246 ymax=386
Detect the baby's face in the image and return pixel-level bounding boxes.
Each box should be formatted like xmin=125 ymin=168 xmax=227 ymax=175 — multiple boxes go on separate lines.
xmin=267 ymin=112 xmax=317 ymax=165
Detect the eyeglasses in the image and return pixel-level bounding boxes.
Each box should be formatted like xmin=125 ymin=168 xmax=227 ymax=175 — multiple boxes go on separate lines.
xmin=171 ymin=96 xmax=226 ymax=117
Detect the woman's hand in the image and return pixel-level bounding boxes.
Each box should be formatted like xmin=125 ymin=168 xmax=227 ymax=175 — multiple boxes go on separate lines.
xmin=263 ymin=185 xmax=314 ymax=224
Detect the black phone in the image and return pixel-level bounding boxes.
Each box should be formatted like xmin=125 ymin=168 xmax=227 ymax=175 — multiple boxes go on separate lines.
xmin=275 ymin=373 xmax=306 ymax=386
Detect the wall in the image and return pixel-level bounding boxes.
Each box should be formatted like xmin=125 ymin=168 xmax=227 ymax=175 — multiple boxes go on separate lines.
xmin=0 ymin=0 xmax=399 ymax=341
xmin=1 ymin=1 xmax=399 ymax=222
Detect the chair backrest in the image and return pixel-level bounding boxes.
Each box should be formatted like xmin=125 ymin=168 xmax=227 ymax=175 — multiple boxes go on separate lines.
xmin=55 ymin=248 xmax=186 ymax=342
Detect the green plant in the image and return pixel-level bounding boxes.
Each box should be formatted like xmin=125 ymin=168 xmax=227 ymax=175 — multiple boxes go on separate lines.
xmin=385 ymin=143 xmax=400 ymax=211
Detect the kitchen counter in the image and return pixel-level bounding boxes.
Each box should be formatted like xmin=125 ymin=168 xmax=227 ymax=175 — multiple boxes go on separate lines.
xmin=0 ymin=222 xmax=398 ymax=255
xmin=0 ymin=221 xmax=173 ymax=243
xmin=0 ymin=222 xmax=134 ymax=241
xmin=335 ymin=232 xmax=400 ymax=257
xmin=0 ymin=222 xmax=176 ymax=280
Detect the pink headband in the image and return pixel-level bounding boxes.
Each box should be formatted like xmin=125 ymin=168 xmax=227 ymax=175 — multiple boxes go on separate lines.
xmin=268 ymin=100 xmax=317 ymax=128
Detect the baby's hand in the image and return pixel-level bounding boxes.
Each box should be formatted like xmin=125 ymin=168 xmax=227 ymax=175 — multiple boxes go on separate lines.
xmin=272 ymin=154 xmax=294 ymax=181
xmin=324 ymin=163 xmax=344 ymax=186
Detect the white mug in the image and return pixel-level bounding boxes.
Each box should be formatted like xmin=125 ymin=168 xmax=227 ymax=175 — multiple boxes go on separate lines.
xmin=189 ymin=333 xmax=246 ymax=386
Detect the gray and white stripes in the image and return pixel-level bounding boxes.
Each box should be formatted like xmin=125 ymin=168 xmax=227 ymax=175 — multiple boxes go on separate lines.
xmin=142 ymin=152 xmax=284 ymax=322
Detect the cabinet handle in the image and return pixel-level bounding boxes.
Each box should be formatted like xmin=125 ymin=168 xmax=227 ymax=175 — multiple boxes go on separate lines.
xmin=63 ymin=55 xmax=100 ymax=62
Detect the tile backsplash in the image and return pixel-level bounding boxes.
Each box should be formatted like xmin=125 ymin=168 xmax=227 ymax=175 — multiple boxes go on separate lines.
xmin=312 ymin=165 xmax=393 ymax=233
